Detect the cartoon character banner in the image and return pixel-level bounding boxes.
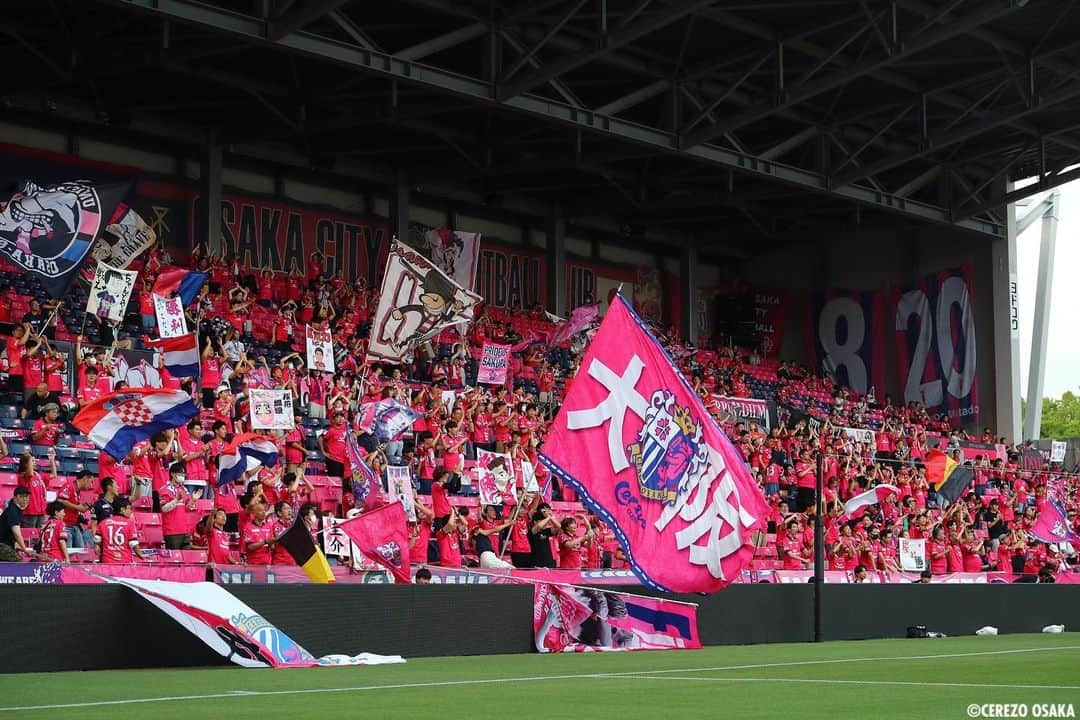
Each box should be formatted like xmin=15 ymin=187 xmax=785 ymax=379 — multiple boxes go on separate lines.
xmin=153 ymin=293 xmax=188 ymax=338
xmin=476 ymin=448 xmax=516 ymax=506
xmin=0 ymin=179 xmax=129 ymax=297
xmin=86 ymin=261 xmax=137 ymax=323
xmin=368 ymin=242 xmax=482 ymax=363
xmin=248 ymin=389 xmax=294 ymax=430
xmin=305 ymin=325 xmax=335 ymax=373
xmin=891 ymin=266 xmax=979 ymax=423
xmin=424 ymin=228 xmax=481 ymax=292
xmin=540 ymin=295 xmax=769 ymax=593
xmin=386 ymin=465 xmax=416 ymax=522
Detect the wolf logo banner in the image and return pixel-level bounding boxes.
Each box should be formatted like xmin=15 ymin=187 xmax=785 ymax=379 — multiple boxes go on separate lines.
xmin=368 ymin=242 xmax=482 ymax=362
xmin=540 ymin=295 xmax=769 ymax=593
xmin=0 ymin=180 xmax=128 ymax=297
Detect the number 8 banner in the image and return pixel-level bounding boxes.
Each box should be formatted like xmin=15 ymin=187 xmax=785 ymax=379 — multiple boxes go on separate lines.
xmin=806 ymin=290 xmax=886 ymax=395
xmin=892 ymin=266 xmax=979 ymax=424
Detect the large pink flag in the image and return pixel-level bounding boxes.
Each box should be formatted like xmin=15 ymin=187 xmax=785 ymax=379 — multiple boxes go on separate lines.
xmin=1030 ymin=481 xmax=1080 ymax=545
xmin=539 ymin=295 xmax=769 ymax=593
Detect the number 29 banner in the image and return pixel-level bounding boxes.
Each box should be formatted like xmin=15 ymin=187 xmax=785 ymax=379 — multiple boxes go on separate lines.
xmin=540 ymin=295 xmax=768 ymax=594
xmin=891 ymin=266 xmax=979 ymax=423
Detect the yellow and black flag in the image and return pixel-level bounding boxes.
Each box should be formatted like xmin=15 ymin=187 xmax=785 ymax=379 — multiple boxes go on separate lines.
xmin=276 ymin=517 xmax=335 ymax=584
xmin=925 ymin=449 xmax=975 ymax=505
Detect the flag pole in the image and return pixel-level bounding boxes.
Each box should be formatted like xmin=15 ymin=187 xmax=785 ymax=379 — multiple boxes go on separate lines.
xmin=496 ymin=488 xmax=528 ymax=563
xmin=813 ymin=450 xmax=825 ymax=643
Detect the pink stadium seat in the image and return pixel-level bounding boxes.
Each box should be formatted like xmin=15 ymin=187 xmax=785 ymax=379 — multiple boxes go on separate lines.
xmin=0 ymin=473 xmax=17 ymax=486
xmin=181 ymin=549 xmax=208 ymax=564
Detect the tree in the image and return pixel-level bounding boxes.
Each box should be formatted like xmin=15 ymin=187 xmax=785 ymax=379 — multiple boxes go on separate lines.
xmin=1038 ymin=390 xmax=1080 ymax=439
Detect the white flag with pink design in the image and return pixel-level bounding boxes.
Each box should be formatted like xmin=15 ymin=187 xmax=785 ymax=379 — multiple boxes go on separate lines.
xmin=539 ymin=295 xmax=769 ymax=593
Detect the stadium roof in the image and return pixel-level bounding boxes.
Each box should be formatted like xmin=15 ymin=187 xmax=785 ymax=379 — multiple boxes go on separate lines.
xmin=5 ymin=0 xmax=1080 ymax=250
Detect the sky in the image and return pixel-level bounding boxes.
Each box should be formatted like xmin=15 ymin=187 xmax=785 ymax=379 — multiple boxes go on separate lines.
xmin=1015 ymin=177 xmax=1080 ymax=400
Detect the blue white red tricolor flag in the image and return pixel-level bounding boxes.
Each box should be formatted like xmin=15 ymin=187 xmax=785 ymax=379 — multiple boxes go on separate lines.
xmin=218 ymin=433 xmax=279 ymax=486
xmin=144 ymin=333 xmax=200 ymax=378
xmin=73 ymin=388 xmax=199 ymax=461
xmin=539 ymin=295 xmax=769 ymax=594
xmin=153 ymin=265 xmax=209 ymax=306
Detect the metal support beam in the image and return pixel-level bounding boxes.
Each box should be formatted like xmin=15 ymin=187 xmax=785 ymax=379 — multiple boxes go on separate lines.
xmin=957 ymin=161 xmax=1080 ymax=222
xmin=547 ymin=203 xmax=567 ymax=317
xmin=267 ymin=0 xmax=349 ymax=41
xmin=200 ymin=128 xmax=223 ymax=255
xmin=679 ymin=0 xmax=1027 ymax=149
xmin=992 ymin=179 xmax=1023 ymax=443
xmin=327 ymin=9 xmax=382 ymax=51
xmin=111 ymin=0 xmax=1003 ymax=236
xmin=396 ymin=23 xmax=487 ymax=61
xmin=1022 ymin=191 xmax=1059 ymax=441
xmin=390 ymin=168 xmax=410 ymax=243
xmin=502 ymin=0 xmax=588 ymax=82
xmin=497 ymin=0 xmax=718 ymax=100
xmin=836 ymin=79 xmax=1080 ymax=187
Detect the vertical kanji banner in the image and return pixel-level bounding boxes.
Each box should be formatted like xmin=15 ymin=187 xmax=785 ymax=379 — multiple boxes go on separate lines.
xmin=806 ymin=290 xmax=886 ymax=395
xmin=892 ymin=266 xmax=979 ymax=423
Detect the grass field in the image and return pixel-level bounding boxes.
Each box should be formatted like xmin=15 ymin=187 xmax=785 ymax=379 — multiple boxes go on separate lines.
xmin=1 ymin=634 xmax=1078 ymax=719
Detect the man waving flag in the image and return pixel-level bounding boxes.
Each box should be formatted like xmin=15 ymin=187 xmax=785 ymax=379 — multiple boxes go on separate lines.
xmin=539 ymin=295 xmax=769 ymax=594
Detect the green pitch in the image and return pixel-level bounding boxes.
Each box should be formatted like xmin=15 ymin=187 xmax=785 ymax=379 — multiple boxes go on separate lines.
xmin=2 ymin=634 xmax=1078 ymax=719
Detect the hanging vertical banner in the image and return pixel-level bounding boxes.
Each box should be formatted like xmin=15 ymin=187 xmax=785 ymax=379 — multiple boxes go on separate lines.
xmin=153 ymin=293 xmax=188 ymax=338
xmin=892 ymin=266 xmax=979 ymax=423
xmin=248 ymin=389 xmax=295 ymax=430
xmin=753 ymin=288 xmax=788 ymax=357
xmin=474 ymin=242 xmax=547 ymax=311
xmin=306 ymin=325 xmax=335 ymax=373
xmin=633 ymin=267 xmax=662 ymax=324
xmin=477 ymin=343 xmax=510 ymax=385
xmin=386 ymin=465 xmax=416 ymax=521
xmin=86 ymin=262 xmax=137 ymax=322
xmin=424 ymin=228 xmax=481 ymax=291
xmin=806 ymin=290 xmax=886 ymax=395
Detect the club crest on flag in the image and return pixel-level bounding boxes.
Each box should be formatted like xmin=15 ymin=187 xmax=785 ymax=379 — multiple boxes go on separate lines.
xmin=626 ymin=390 xmax=706 ymax=505
xmin=375 ymin=541 xmax=402 ymax=567
xmin=230 ymin=612 xmax=314 ymax=665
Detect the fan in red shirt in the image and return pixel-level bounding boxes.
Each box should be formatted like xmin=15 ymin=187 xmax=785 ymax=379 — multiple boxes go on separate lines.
xmin=269 ymin=502 xmax=296 ymax=565
xmin=201 ymin=509 xmax=237 ymax=565
xmin=409 ymin=500 xmax=434 ymax=565
xmin=436 ymin=509 xmax=467 ymax=567
xmin=556 ymin=517 xmax=592 ymax=569
xmin=318 ymin=411 xmax=349 ymax=479
xmin=242 ymin=502 xmax=276 ymax=565
xmin=38 ymin=501 xmax=69 ymax=561
xmin=96 ymin=498 xmax=146 ymax=563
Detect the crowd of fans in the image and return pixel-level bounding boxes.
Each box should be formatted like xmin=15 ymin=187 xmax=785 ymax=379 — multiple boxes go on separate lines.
xmin=0 ymin=240 xmax=1076 ymax=582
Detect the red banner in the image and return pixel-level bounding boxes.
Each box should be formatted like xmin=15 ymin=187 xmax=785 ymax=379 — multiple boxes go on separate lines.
xmin=806 ymin=289 xmax=886 ymax=395
xmin=475 ymin=242 xmax=547 ymax=310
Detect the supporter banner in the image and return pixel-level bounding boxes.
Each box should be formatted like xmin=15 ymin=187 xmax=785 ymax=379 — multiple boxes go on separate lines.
xmin=807 ymin=289 xmax=886 ymax=395
xmin=533 ymin=583 xmax=701 ymax=653
xmin=86 ymin=262 xmax=137 ymax=323
xmin=1019 ymin=448 xmax=1044 ymax=472
xmin=95 ymin=204 xmax=156 ymax=268
xmin=476 ymin=448 xmax=515 ymax=506
xmin=899 ymin=538 xmax=927 ymax=572
xmin=839 ymin=426 xmax=875 ymax=446
xmin=248 ymin=388 xmax=294 ymax=430
xmin=424 ymin=228 xmax=480 ymax=291
xmin=633 ymin=267 xmax=662 ymax=324
xmin=197 ymin=192 xmax=390 ymax=283
xmin=336 ymin=503 xmax=413 ymax=584
xmin=927 ymin=437 xmax=1007 ymax=463
xmin=111 ymin=347 xmax=163 ymax=389
xmin=540 ymin=295 xmax=769 ymax=593
xmin=478 ymin=343 xmax=510 ymax=384
xmin=153 ymin=293 xmax=188 ymax=338
xmin=305 ymin=325 xmax=335 ymax=372
xmin=892 ymin=266 xmax=980 ymax=423
xmin=0 ymin=179 xmax=130 ymax=298
xmin=387 ymin=465 xmax=416 ymax=521
xmin=322 ymin=517 xmax=358 ymax=561
xmin=0 ymin=562 xmax=62 ymax=584
xmin=108 ymin=577 xmax=404 ymax=666
xmin=368 ymin=242 xmax=482 ymax=362
xmin=475 ymin=243 xmax=546 ymax=310
xmin=764 ymin=570 xmax=1080 ymax=584
xmin=60 ymin=564 xmax=204 ymax=583
xmin=419 ymin=566 xmax=641 ymax=585
xmin=1051 ymin=441 xmax=1067 ymax=463
xmin=567 ymin=259 xmax=636 ymax=316
xmin=710 ymin=395 xmax=773 ymax=430
xmin=753 ymin=287 xmax=788 ymax=357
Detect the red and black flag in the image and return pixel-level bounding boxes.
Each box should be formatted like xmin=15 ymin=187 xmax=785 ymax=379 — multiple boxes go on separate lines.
xmin=925 ymin=449 xmax=975 ymax=505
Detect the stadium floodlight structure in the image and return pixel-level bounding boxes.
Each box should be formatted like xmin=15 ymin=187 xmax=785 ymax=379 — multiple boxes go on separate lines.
xmin=1017 ymin=189 xmax=1060 ymax=442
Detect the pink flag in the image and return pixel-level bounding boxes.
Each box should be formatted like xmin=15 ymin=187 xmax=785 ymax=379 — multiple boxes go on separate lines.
xmin=1030 ymin=482 xmax=1080 ymax=544
xmin=539 ymin=295 xmax=769 ymax=593
xmin=550 ymin=304 xmax=599 ymax=347
xmin=336 ymin=503 xmax=412 ymax=583
xmin=477 ymin=343 xmax=510 ymax=384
